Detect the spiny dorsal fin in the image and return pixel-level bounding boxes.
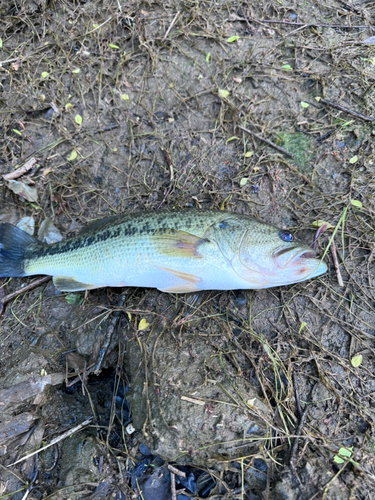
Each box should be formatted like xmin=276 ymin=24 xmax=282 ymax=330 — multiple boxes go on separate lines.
xmin=78 ymin=215 xmax=119 ymax=235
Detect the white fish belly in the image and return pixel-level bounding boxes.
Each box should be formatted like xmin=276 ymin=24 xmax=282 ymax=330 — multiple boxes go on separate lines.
xmin=25 ymin=233 xmax=253 ymax=291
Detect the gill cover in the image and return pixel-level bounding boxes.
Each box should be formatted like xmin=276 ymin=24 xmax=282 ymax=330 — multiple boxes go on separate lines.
xmin=212 ymin=217 xmax=266 ymax=287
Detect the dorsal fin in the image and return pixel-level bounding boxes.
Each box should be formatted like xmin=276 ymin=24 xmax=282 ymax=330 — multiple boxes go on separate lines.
xmin=78 ymin=215 xmax=119 ymax=235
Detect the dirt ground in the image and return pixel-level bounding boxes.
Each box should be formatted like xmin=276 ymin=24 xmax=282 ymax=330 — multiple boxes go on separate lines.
xmin=1 ymin=0 xmax=375 ymax=498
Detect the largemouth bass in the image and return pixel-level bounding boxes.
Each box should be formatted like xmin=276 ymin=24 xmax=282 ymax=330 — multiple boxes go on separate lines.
xmin=0 ymin=210 xmax=327 ymax=292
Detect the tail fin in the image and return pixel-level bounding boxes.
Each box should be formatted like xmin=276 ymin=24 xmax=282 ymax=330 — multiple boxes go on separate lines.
xmin=0 ymin=223 xmax=38 ymax=277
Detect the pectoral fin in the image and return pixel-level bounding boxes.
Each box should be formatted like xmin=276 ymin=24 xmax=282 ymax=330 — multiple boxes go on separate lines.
xmin=53 ymin=276 xmax=98 ymax=292
xmin=151 ymin=230 xmax=209 ymax=258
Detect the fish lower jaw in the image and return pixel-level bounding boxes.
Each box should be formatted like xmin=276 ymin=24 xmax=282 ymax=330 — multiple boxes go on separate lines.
xmin=290 ymin=260 xmax=327 ymax=282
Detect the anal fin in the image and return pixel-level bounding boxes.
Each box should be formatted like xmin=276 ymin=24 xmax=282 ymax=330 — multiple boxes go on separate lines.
xmin=53 ymin=276 xmax=98 ymax=292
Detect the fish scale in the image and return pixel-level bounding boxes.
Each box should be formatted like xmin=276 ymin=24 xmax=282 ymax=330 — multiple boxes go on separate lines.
xmin=0 ymin=209 xmax=327 ymax=292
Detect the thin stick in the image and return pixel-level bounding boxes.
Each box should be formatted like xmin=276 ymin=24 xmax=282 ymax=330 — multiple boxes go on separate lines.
xmin=170 ymin=472 xmax=177 ymax=500
xmin=238 ymin=125 xmax=294 ymax=158
xmin=164 ymin=11 xmax=180 ymax=40
xmin=289 ymin=408 xmax=308 ymax=472
xmin=167 ymin=464 xmax=186 ymax=478
xmin=2 ymin=158 xmax=37 ymax=181
xmin=330 ymin=239 xmax=344 ymax=287
xmin=21 ymin=455 xmax=38 ymax=500
xmin=320 ymin=99 xmax=374 ymax=122
xmin=93 ymin=294 xmax=126 ymax=374
xmin=289 ymin=371 xmax=308 ymax=473
xmin=157 ymin=147 xmax=174 ymax=209
xmin=286 ymin=163 xmax=313 ymax=188
xmin=250 ymin=19 xmax=373 ymax=30
xmin=292 ymin=371 xmax=303 ymax=418
xmin=8 ymin=418 xmax=93 ymax=467
xmin=1 ymin=276 xmax=51 ymax=311
xmin=181 ymin=395 xmax=206 ymax=405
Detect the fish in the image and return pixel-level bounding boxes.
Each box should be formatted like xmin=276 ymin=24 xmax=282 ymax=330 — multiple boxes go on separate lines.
xmin=0 ymin=209 xmax=327 ymax=293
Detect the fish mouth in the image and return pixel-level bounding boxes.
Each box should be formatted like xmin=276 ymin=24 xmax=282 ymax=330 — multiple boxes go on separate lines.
xmin=273 ymin=245 xmax=327 ymax=282
xmin=291 ymin=248 xmax=318 ymax=264
xmin=274 ymin=246 xmax=319 ymax=268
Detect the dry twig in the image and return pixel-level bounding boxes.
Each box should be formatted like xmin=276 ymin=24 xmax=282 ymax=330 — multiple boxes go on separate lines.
xmin=2 ymin=158 xmax=37 ymax=181
xmin=0 ymin=276 xmax=51 ymax=315
xmin=330 ymin=239 xmax=344 ymax=287
xmin=168 ymin=464 xmax=186 ymax=478
xmin=8 ymin=418 xmax=93 ymax=467
xmin=289 ymin=372 xmax=309 ymax=473
xmin=238 ymin=125 xmax=294 ymax=158
xmin=93 ymin=293 xmax=127 ymax=374
xmin=320 ymin=99 xmax=374 ymax=122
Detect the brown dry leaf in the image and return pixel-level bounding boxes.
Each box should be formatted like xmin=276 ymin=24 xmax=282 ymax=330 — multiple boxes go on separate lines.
xmin=0 ymin=207 xmax=18 ymax=225
xmin=38 ymin=217 xmax=63 ymax=244
xmin=16 ymin=216 xmax=35 ymax=235
xmin=6 ymin=180 xmax=38 ymax=202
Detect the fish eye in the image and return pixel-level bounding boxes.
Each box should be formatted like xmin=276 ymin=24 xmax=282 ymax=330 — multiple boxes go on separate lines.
xmin=279 ymin=230 xmax=294 ymax=242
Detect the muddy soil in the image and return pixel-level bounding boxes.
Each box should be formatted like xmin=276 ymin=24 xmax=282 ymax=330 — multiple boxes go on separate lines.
xmin=0 ymin=0 xmax=375 ymax=498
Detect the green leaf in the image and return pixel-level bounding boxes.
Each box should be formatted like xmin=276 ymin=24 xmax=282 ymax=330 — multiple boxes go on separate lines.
xmin=0 ymin=38 xmax=2 ymax=49
xmin=13 ymin=129 xmax=22 ymax=136
xmin=315 ymin=96 xmax=321 ymax=102
xmin=226 ymin=136 xmax=239 ymax=143
xmin=351 ymin=354 xmax=363 ymax=367
xmin=244 ymin=151 xmax=253 ymax=158
xmin=298 ymin=321 xmax=307 ymax=333
xmin=281 ymin=64 xmax=292 ymax=71
xmin=334 ymin=446 xmax=353 ymax=464
xmin=121 ymin=93 xmax=129 ymax=101
xmin=68 ymin=150 xmax=78 ymax=161
xmin=227 ymin=36 xmax=239 ymax=43
xmin=240 ymin=177 xmax=248 ymax=186
xmin=301 ymin=101 xmax=309 ymax=108
xmin=218 ymin=89 xmax=230 ymax=99
xmin=65 ymin=103 xmax=73 ymax=110
xmin=72 ymin=68 xmax=80 ymax=74
xmin=138 ymin=319 xmax=150 ymax=331
xmin=109 ymin=43 xmax=119 ymax=49
xmin=65 ymin=293 xmax=83 ymax=305
xmin=205 ymin=52 xmax=211 ymax=63
xmin=312 ymin=220 xmax=334 ymax=229
xmin=41 ymin=71 xmax=49 ymax=78
xmin=75 ymin=114 xmax=82 ymax=125
xmin=349 ymin=155 xmax=358 ymax=164
xmin=350 ymin=199 xmax=362 ymax=208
